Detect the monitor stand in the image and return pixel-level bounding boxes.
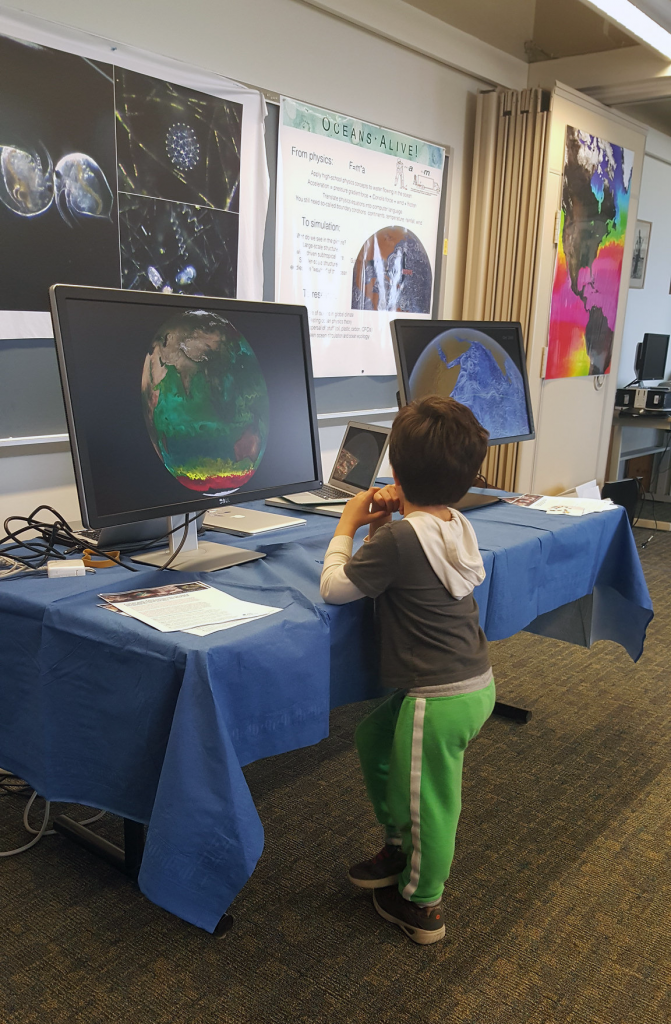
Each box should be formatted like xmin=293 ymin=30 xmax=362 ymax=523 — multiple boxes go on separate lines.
xmin=131 ymin=514 xmax=265 ymax=572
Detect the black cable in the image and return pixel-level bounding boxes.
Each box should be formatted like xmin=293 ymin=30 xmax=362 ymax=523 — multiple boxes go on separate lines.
xmin=158 ymin=513 xmax=201 ymax=571
xmin=632 ymin=476 xmax=646 ymax=528
xmin=0 ymin=506 xmax=205 ymax=579
xmin=107 ymin=515 xmax=203 ymax=555
xmin=0 ymin=505 xmax=140 ymax=575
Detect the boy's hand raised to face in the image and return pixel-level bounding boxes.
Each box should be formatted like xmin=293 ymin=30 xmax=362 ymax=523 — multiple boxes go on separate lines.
xmin=371 ymin=484 xmax=403 ymax=517
xmin=334 ymin=487 xmax=391 ymax=539
xmin=368 ymin=484 xmax=403 ymax=538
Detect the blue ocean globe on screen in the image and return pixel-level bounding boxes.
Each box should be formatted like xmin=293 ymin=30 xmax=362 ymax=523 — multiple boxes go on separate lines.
xmin=408 ymin=328 xmax=529 ymax=440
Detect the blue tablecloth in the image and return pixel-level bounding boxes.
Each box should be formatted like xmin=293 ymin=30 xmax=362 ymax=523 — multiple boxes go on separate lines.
xmin=0 ymin=501 xmax=652 ymax=930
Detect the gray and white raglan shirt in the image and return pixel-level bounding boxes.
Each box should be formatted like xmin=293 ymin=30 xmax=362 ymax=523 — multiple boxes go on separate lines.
xmin=320 ymin=511 xmax=492 ymax=693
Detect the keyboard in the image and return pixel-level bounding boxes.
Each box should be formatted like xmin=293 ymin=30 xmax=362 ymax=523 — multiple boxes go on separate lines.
xmin=72 ymin=528 xmax=102 ymax=546
xmin=310 ymin=484 xmax=352 ymax=499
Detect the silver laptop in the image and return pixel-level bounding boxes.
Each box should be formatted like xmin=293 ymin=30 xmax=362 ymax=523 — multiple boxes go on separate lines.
xmin=203 ymin=507 xmax=306 ymax=536
xmin=266 ymin=496 xmax=346 ymax=518
xmin=285 ymin=421 xmax=390 ymax=505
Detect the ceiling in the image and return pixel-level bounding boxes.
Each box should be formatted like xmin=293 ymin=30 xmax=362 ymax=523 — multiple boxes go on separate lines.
xmin=403 ymin=0 xmax=671 ymax=133
xmin=614 ymin=95 xmax=671 ymax=132
xmin=403 ymin=0 xmax=638 ymax=62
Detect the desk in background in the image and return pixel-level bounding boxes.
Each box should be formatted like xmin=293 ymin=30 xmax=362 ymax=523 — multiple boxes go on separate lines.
xmin=608 ymin=410 xmax=671 ymax=506
xmin=0 ymin=502 xmax=652 ymax=932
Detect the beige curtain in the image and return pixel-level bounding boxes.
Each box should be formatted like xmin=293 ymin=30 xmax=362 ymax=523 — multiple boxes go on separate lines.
xmin=462 ymin=88 xmax=549 ymax=490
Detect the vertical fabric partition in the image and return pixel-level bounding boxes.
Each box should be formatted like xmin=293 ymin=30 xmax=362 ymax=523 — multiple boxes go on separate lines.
xmin=462 ymin=88 xmax=550 ymax=491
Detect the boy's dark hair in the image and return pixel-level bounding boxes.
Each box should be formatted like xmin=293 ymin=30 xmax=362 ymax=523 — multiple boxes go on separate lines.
xmin=389 ymin=396 xmax=489 ymax=506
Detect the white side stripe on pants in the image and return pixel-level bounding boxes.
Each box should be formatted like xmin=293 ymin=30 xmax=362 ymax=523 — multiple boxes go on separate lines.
xmin=402 ymin=697 xmax=426 ymax=900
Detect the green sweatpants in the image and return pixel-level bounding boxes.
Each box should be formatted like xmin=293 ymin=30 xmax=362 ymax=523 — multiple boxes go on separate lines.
xmin=355 ymin=679 xmax=496 ymax=904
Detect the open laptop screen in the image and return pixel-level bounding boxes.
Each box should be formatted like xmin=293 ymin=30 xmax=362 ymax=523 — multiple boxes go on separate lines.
xmin=331 ymin=424 xmax=389 ymax=491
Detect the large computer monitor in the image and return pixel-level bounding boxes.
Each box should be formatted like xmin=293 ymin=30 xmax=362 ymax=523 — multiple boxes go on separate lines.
xmin=391 ymin=319 xmax=535 ymax=445
xmin=50 ymin=286 xmax=322 ymax=570
xmin=634 ymin=333 xmax=669 ymax=382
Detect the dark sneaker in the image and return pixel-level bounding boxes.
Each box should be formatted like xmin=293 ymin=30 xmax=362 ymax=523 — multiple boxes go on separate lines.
xmin=348 ymin=844 xmax=407 ymax=889
xmin=373 ymin=886 xmax=445 ymax=945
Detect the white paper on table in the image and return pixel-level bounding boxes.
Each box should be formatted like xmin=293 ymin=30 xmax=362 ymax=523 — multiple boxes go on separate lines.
xmin=102 ymin=582 xmax=280 ymax=632
xmin=529 ymin=495 xmax=617 ymax=516
xmin=576 ymin=480 xmax=601 ymax=500
xmin=184 ymin=605 xmax=281 ymax=636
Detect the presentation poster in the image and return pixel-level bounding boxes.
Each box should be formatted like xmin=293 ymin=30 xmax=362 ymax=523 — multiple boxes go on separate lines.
xmin=277 ymin=99 xmax=445 ymax=377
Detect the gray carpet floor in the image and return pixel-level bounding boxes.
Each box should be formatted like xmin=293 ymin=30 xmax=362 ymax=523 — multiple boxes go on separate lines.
xmin=1 ymin=526 xmax=670 ymax=1023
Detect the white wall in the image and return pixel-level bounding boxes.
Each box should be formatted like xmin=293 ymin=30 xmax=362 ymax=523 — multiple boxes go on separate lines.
xmin=0 ymin=450 xmax=79 ymax=526
xmin=0 ymin=0 xmax=518 ymax=523
xmin=618 ymin=130 xmax=671 ymax=387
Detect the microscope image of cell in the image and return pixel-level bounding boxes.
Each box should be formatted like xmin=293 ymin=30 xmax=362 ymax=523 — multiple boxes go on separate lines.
xmin=119 ymin=195 xmax=238 ymax=298
xmin=175 ymin=264 xmax=197 ymax=286
xmin=166 ymin=124 xmax=200 ymax=172
xmin=0 ymin=145 xmax=54 ymax=216
xmin=54 ymin=153 xmax=114 ymax=225
xmin=115 ymin=68 xmax=241 ymax=213
xmin=147 ymin=265 xmax=164 ymax=290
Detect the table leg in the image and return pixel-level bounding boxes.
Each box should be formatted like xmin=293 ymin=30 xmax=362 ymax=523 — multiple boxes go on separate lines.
xmin=213 ymin=913 xmax=235 ymax=937
xmin=52 ymin=814 xmax=145 ymax=880
xmin=607 ymin=420 xmax=623 ymax=483
xmin=493 ymin=701 xmax=532 ymax=724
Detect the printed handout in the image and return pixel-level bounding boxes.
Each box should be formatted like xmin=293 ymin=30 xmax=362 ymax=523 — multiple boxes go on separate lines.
xmin=99 ymin=581 xmax=281 ymax=633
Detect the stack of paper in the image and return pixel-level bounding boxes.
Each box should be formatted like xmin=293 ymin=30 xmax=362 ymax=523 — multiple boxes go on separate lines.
xmin=98 ymin=581 xmax=281 ymax=634
xmin=504 ymin=494 xmax=618 ymax=517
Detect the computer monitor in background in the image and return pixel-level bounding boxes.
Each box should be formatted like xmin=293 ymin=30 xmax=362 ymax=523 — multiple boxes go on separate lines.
xmin=50 ymin=285 xmax=322 ymax=571
xmin=390 ymin=320 xmax=535 ymax=445
xmin=634 ymin=333 xmax=669 ymax=382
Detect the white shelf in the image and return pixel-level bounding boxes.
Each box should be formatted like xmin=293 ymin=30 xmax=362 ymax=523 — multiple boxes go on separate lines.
xmin=0 ymin=433 xmax=69 ymax=448
xmin=620 ymin=445 xmax=669 ymax=460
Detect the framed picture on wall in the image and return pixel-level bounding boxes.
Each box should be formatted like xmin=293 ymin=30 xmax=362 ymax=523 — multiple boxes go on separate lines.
xmin=630 ymin=220 xmax=652 ymax=289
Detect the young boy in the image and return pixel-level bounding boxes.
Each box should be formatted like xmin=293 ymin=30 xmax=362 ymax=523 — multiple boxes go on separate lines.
xmin=320 ymin=396 xmax=495 ymax=945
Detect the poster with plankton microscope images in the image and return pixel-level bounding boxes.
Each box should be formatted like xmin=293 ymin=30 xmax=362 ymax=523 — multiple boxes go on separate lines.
xmin=0 ymin=33 xmax=245 ymax=315
xmin=276 ymin=98 xmax=445 ymax=377
xmin=115 ymin=68 xmax=242 ymax=298
xmin=0 ymin=34 xmax=119 ymax=311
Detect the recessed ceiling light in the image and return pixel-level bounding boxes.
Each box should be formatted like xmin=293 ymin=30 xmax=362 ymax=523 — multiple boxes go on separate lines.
xmin=580 ymin=0 xmax=671 ymax=59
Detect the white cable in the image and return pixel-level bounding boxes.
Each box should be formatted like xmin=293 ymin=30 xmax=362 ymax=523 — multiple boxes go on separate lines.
xmin=78 ymin=809 xmax=106 ymax=826
xmin=0 ymin=555 xmax=33 ymax=579
xmin=22 ymin=791 xmax=106 ymax=835
xmin=22 ymin=790 xmax=55 ymax=835
xmin=0 ymin=793 xmax=51 ymax=857
xmin=0 ymin=790 xmax=106 ymax=856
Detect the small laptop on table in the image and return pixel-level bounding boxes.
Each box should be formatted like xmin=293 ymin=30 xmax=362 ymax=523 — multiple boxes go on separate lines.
xmin=284 ymin=421 xmax=391 ymax=505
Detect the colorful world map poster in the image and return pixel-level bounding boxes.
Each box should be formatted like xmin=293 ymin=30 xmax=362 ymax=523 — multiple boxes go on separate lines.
xmin=546 ymin=126 xmax=633 ymax=379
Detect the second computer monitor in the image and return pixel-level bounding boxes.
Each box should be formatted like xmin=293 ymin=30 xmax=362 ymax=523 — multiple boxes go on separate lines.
xmin=391 ymin=319 xmax=535 ymax=445
xmin=635 ymin=333 xmax=669 ymax=382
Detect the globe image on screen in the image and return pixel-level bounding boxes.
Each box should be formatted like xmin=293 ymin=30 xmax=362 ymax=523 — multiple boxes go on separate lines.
xmin=352 ymin=226 xmax=432 ymax=313
xmin=141 ymin=310 xmax=269 ymax=496
xmin=408 ymin=328 xmax=529 ymax=439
